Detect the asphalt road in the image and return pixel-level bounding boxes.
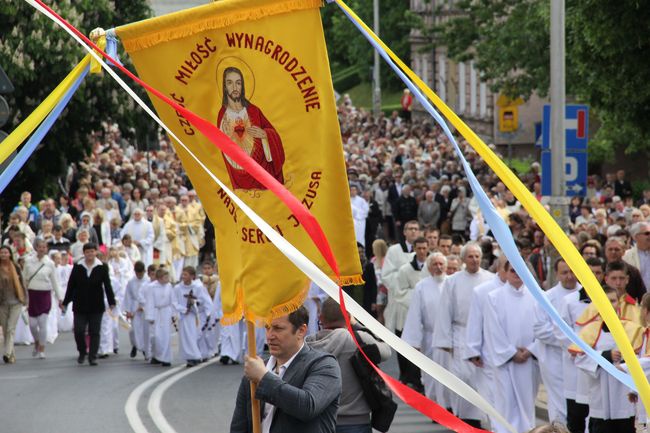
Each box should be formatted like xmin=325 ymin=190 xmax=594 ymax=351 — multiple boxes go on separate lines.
xmin=0 ymin=329 xmax=452 ymax=433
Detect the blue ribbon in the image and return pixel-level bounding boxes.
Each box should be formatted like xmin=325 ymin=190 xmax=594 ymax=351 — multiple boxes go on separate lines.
xmin=334 ymin=2 xmax=636 ymax=390
xmin=0 ymin=66 xmax=89 ymax=194
xmin=105 ymin=31 xmax=123 ymax=66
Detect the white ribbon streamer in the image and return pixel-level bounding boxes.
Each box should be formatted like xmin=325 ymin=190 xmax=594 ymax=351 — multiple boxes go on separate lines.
xmin=24 ymin=1 xmax=515 ymax=430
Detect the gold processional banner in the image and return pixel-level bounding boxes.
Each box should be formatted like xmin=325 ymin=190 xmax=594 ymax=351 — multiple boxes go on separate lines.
xmin=116 ymin=0 xmax=361 ymax=324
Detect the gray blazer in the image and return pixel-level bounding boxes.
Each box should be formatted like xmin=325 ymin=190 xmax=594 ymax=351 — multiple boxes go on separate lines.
xmin=230 ymin=344 xmax=342 ymax=433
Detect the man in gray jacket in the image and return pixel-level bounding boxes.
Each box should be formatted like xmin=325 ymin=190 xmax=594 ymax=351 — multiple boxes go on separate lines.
xmin=230 ymin=306 xmax=342 ymax=433
xmin=307 ymin=299 xmax=391 ymax=433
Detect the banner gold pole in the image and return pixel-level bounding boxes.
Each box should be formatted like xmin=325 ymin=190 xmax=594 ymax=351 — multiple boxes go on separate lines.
xmin=246 ymin=321 xmax=262 ymax=433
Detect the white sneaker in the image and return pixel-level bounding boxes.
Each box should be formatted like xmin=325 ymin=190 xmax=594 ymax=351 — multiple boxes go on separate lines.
xmin=37 ymin=352 xmax=45 ymax=359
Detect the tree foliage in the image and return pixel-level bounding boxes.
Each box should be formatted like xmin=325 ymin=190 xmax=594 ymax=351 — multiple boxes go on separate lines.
xmin=434 ymin=0 xmax=650 ymax=158
xmin=0 ymin=0 xmax=152 ymax=209
xmin=321 ymin=0 xmax=411 ymax=90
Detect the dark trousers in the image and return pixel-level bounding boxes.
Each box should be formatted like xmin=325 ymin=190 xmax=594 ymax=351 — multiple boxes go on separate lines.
xmin=589 ymin=417 xmax=634 ymax=433
xmin=566 ymin=399 xmax=589 ymax=433
xmin=395 ymin=329 xmax=422 ymax=389
xmin=73 ymin=312 xmax=103 ymax=359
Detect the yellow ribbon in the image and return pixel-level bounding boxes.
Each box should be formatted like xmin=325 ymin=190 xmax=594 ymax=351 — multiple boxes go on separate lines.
xmin=333 ymin=0 xmax=650 ymax=414
xmin=90 ymin=36 xmax=106 ymax=75
xmin=0 ymin=55 xmax=91 ymax=165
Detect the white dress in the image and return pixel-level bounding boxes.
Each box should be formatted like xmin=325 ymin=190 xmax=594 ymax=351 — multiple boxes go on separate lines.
xmin=145 ymin=281 xmax=174 ymax=363
xmin=173 ymin=280 xmax=212 ymax=361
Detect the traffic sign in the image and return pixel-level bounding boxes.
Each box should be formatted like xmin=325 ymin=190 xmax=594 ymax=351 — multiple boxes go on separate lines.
xmin=541 ymin=150 xmax=587 ymax=196
xmin=541 ymin=104 xmax=589 ymax=150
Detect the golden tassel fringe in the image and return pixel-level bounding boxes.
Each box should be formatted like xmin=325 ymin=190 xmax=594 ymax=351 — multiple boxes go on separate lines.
xmin=118 ymin=0 xmax=323 ymax=53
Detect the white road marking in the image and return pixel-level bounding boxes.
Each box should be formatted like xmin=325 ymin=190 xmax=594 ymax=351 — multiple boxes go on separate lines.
xmin=147 ymin=358 xmax=221 ymax=433
xmin=125 ymin=365 xmax=184 ymax=433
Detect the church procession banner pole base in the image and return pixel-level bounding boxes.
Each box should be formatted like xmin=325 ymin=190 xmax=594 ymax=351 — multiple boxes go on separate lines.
xmin=247 ymin=321 xmax=262 ymax=433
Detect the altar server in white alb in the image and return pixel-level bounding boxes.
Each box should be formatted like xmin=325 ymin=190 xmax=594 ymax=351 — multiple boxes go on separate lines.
xmin=173 ymin=266 xmax=212 ymax=367
xmin=123 ymin=261 xmax=148 ymax=359
xmin=401 ymin=252 xmax=449 ymax=406
xmin=463 ymin=254 xmax=508 ymax=420
xmin=121 ymin=208 xmax=155 ymax=267
xmin=556 ymin=257 xmax=604 ymax=433
xmin=145 ymin=268 xmax=174 ymax=366
xmin=570 ymin=286 xmax=641 ymax=433
xmin=199 ymin=261 xmax=221 ymax=360
xmin=389 ymin=236 xmax=429 ymax=389
xmin=349 ymin=184 xmax=369 ymax=247
xmin=531 ymin=259 xmax=580 ymax=425
xmin=483 ymin=261 xmax=540 ymax=433
xmin=433 ymin=243 xmax=494 ymax=428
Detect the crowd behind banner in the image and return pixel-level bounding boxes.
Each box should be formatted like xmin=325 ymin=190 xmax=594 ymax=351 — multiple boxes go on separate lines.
xmin=1 ymin=95 xmax=649 ymax=433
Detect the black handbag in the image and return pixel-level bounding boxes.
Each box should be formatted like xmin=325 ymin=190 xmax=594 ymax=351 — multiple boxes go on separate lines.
xmin=349 ymin=328 xmax=397 ymax=433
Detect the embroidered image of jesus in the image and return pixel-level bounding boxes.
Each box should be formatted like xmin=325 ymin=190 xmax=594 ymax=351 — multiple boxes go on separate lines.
xmin=217 ymin=66 xmax=285 ymax=190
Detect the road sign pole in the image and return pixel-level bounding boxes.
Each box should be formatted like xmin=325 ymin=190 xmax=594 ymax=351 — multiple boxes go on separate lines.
xmin=548 ymin=0 xmax=569 ymax=287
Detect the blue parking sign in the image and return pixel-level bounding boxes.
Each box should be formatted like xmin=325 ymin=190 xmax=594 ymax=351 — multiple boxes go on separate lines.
xmin=541 ymin=150 xmax=588 ymax=196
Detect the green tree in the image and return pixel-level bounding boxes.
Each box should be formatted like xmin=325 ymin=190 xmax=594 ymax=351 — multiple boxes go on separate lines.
xmin=433 ymin=0 xmax=650 ymax=160
xmin=0 ymin=0 xmax=153 ymax=211
xmin=321 ymin=0 xmax=411 ymax=90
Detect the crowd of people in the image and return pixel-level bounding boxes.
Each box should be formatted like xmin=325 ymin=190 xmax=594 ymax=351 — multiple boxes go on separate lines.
xmin=0 ymin=96 xmax=648 ymax=433
xmin=338 ymin=95 xmax=650 ymax=433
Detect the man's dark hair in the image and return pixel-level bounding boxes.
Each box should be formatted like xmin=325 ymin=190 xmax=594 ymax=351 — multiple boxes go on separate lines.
xmin=147 ymin=264 xmax=158 ymax=274
xmin=585 ymin=257 xmax=605 ymax=271
xmin=413 ymin=237 xmax=428 ymax=247
xmin=287 ymin=306 xmax=309 ymax=332
xmin=222 ymin=67 xmax=249 ymax=108
xmin=53 ymin=225 xmax=62 ymax=232
xmin=554 ymin=257 xmax=567 ymax=272
xmin=83 ymin=242 xmax=98 ymax=252
xmin=134 ymin=261 xmax=145 ymax=273
xmin=320 ymin=298 xmax=344 ymax=326
xmin=580 ymin=242 xmax=600 ymax=256
xmin=606 ymin=260 xmax=629 ymax=276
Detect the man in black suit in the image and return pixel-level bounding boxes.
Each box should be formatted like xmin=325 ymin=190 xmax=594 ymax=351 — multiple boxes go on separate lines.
xmin=62 ymin=243 xmax=115 ymax=366
xmin=230 ymin=306 xmax=342 ymax=433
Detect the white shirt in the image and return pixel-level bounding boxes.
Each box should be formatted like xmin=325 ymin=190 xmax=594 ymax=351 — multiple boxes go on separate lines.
xmin=261 ymin=343 xmax=305 ymax=433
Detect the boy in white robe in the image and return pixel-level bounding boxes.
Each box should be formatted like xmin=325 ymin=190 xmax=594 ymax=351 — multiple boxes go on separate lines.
xmin=532 ymin=259 xmax=580 ymax=425
xmin=173 ymin=266 xmax=212 ymax=367
xmin=402 ymin=252 xmax=448 ymax=405
xmin=139 ymin=264 xmax=159 ymax=360
xmin=145 ymin=268 xmax=174 ymax=366
xmin=571 ymin=286 xmax=641 ymax=433
xmin=198 ymin=262 xmax=221 ymax=360
xmin=556 ymin=258 xmax=603 ymax=433
xmin=123 ymin=261 xmax=148 ymax=358
xmin=483 ymin=262 xmax=540 ymax=433
xmin=434 ymin=243 xmax=494 ymax=428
